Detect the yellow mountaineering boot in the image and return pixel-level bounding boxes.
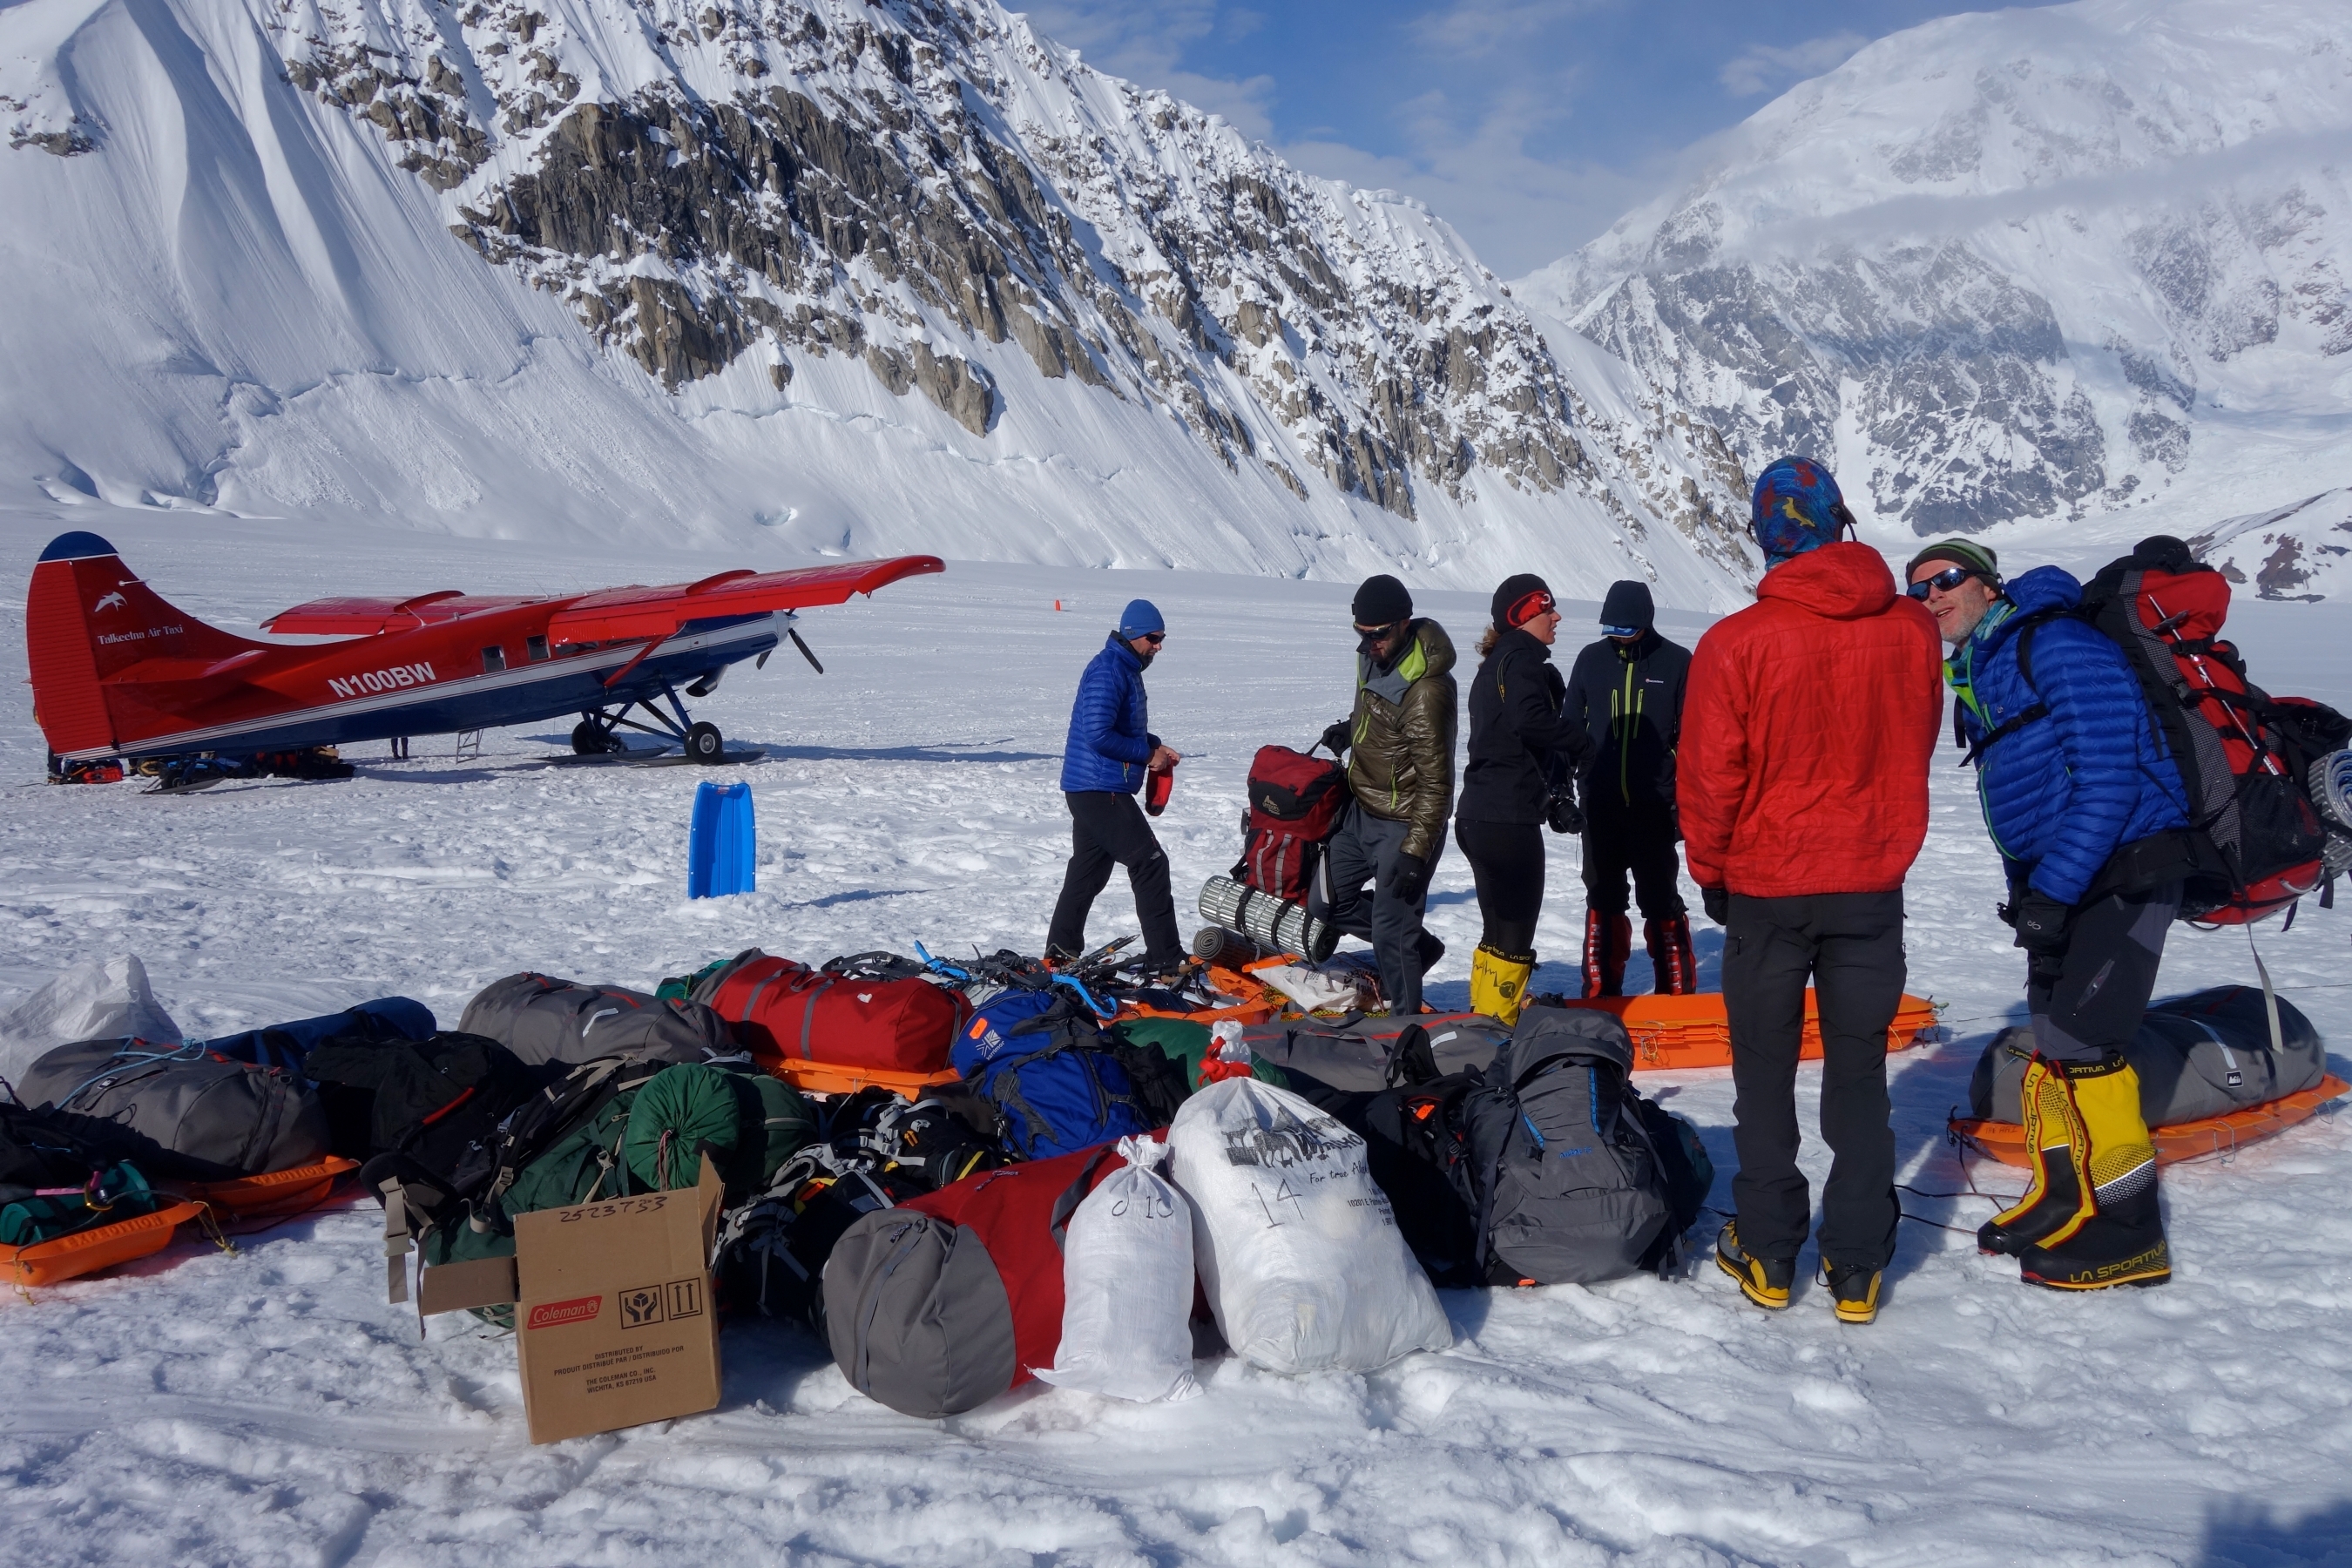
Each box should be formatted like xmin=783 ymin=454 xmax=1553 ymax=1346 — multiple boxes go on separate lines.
xmin=1470 ymin=943 xmax=1537 ymax=1025
xmin=2017 ymin=1056 xmax=2169 ymax=1291
xmin=1715 ymin=1221 xmax=1794 ymax=1310
xmin=1977 ymin=1053 xmax=2093 ymax=1257
xmin=1819 ymin=1260 xmax=1882 ymax=1325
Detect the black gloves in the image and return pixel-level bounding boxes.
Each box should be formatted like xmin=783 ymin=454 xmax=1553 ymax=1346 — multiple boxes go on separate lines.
xmin=2007 ymin=890 xmax=2072 ymax=955
xmin=1319 ymin=720 xmax=1353 ymax=759
xmin=1545 ymin=784 xmax=1585 ymax=835
xmin=1384 ymin=852 xmax=1429 ymax=906
xmin=1701 ymin=886 xmax=1730 ymax=926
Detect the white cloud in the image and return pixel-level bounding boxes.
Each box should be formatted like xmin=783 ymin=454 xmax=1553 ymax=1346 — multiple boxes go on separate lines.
xmin=1019 ymin=2 xmax=1274 ymax=136
xmin=1717 ymin=31 xmax=1869 ymax=98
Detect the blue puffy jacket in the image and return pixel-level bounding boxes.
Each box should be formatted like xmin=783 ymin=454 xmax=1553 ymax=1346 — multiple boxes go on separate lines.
xmin=1950 ymin=566 xmax=2190 ymax=904
xmin=1060 ymin=633 xmax=1160 ymax=794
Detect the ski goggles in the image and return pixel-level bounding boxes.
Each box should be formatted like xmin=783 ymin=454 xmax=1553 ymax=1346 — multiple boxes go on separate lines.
xmin=1905 ymin=565 xmax=1990 ymax=599
xmin=1503 ymin=588 xmax=1557 ymax=628
xmin=1599 ymin=624 xmax=1642 ymax=638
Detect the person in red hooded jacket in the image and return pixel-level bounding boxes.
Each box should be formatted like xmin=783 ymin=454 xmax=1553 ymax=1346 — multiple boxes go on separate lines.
xmin=1683 ymin=457 xmax=1944 ymax=1327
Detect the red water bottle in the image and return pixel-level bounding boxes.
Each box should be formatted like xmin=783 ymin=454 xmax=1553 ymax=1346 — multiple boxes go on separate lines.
xmin=1146 ymin=765 xmax=1173 ymax=817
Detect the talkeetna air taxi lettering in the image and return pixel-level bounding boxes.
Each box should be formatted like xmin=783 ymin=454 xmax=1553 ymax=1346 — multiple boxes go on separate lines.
xmin=26 ymin=532 xmax=943 ymax=773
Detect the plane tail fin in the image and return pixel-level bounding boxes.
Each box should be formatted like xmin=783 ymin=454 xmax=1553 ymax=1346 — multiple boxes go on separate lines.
xmin=28 ymin=532 xmax=267 ymax=759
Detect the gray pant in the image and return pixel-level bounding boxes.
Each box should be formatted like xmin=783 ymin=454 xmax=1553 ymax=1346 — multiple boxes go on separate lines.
xmin=1310 ymin=802 xmax=1436 ymax=1017
xmin=2026 ymin=881 xmax=2180 ymax=1066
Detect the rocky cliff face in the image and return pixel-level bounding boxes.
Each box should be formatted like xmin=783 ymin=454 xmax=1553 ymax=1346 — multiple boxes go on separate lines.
xmin=1520 ymin=0 xmax=2352 ymax=544
xmin=265 ymin=0 xmax=1747 ymax=571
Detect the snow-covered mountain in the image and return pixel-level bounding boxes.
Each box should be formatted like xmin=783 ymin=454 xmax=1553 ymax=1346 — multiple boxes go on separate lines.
xmin=1519 ymin=0 xmax=2352 ymax=578
xmin=0 ymin=0 xmax=1756 ymax=605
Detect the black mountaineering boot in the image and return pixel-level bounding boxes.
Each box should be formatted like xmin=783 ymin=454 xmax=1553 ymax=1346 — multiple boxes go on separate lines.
xmin=1820 ymin=1260 xmax=1882 ymax=1325
xmin=1715 ymin=1221 xmax=1794 ymax=1310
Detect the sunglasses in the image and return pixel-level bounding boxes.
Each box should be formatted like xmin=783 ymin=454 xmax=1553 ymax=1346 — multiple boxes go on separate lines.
xmin=1136 ymin=632 xmax=1166 ymax=645
xmin=1354 ymin=621 xmax=1405 ymax=639
xmin=1905 ymin=566 xmax=1985 ymax=600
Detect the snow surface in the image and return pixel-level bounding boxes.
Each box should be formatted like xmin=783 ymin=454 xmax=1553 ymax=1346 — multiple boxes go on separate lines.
xmin=3 ymin=505 xmax=2350 ymax=1565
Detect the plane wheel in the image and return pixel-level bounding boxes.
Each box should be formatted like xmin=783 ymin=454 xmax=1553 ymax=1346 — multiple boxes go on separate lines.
xmin=571 ymin=720 xmax=619 ymax=755
xmin=685 ymin=722 xmax=726 ymax=765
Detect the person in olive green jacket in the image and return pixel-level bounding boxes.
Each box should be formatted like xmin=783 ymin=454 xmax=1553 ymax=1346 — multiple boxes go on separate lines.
xmin=1309 ymin=574 xmax=1458 ymax=1017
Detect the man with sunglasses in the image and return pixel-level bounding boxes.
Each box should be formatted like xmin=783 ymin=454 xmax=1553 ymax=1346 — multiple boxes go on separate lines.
xmin=1047 ymin=599 xmax=1186 ymax=974
xmin=1564 ymin=579 xmax=1694 ymax=997
xmin=1311 ymin=574 xmax=1458 ymax=1017
xmin=1683 ymin=457 xmax=1943 ymax=1326
xmin=1908 ymin=538 xmax=2189 ymax=1293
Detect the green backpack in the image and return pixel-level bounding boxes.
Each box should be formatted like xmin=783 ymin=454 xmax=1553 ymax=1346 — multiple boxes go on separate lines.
xmin=425 ymin=1063 xmax=811 ymax=1276
xmin=1111 ymin=1017 xmax=1291 ymax=1092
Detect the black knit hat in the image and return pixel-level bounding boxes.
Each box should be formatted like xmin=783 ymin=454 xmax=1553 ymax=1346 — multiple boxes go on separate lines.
xmin=1598 ymin=580 xmax=1654 ymax=632
xmin=1352 ymin=574 xmax=1413 ymax=627
xmin=1490 ymin=573 xmax=1554 ymax=630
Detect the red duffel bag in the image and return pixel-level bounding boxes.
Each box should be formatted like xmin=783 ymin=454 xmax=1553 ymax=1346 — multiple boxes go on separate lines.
xmin=689 ymin=950 xmax=970 ymax=1075
xmin=822 ymin=1140 xmax=1134 ymax=1417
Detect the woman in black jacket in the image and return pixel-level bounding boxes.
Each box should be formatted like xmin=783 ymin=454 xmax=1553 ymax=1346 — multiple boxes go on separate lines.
xmin=1455 ymin=573 xmax=1592 ymax=1022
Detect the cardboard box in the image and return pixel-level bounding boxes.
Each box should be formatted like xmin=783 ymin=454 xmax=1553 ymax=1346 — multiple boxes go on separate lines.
xmin=415 ymin=1156 xmax=725 ymax=1444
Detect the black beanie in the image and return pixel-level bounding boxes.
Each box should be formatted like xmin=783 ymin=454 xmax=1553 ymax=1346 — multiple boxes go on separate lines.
xmin=1598 ymin=580 xmax=1654 ymax=632
xmin=1352 ymin=574 xmax=1413 ymax=626
xmin=1490 ymin=573 xmax=1553 ymax=630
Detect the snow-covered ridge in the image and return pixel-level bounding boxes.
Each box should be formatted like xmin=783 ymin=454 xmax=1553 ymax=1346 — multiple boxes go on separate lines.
xmin=0 ymin=0 xmax=1757 ymax=605
xmin=1518 ymin=0 xmax=2352 ymax=567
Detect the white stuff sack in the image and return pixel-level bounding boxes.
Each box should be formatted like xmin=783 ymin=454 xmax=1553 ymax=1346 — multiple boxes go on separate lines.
xmin=0 ymin=955 xmax=182 ymax=1088
xmin=1166 ymin=1077 xmax=1452 ymax=1375
xmin=1036 ymin=1137 xmax=1202 ymax=1402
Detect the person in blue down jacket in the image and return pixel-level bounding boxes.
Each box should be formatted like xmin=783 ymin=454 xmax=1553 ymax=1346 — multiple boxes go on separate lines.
xmin=1909 ymin=540 xmax=2191 ymax=1294
xmin=1045 ymin=598 xmax=1185 ymax=972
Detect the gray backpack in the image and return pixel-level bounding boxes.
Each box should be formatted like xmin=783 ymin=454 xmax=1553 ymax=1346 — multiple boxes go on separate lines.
xmin=1971 ymin=985 xmax=2326 ymax=1128
xmin=458 ymin=973 xmax=737 ymax=1068
xmin=1463 ymin=1007 xmax=1677 ymax=1286
xmin=19 ymin=1039 xmax=330 ymax=1180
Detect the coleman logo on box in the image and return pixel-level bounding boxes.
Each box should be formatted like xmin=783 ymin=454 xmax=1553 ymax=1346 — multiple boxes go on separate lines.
xmin=525 ymin=1295 xmax=604 ymax=1330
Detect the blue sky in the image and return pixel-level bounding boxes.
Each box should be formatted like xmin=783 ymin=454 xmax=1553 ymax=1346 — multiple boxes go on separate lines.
xmin=1018 ymin=1 xmax=2052 ymax=276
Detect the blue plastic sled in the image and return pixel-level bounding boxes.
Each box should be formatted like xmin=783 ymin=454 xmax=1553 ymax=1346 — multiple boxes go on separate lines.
xmin=688 ymin=780 xmax=757 ymax=898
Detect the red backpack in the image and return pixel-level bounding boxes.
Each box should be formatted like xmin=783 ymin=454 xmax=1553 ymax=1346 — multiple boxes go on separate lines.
xmin=1233 ymin=745 xmax=1349 ymax=901
xmin=821 ymin=1141 xmax=1134 ymax=1416
xmin=2077 ymin=538 xmax=2351 ymax=924
xmin=691 ymin=950 xmax=970 ymax=1074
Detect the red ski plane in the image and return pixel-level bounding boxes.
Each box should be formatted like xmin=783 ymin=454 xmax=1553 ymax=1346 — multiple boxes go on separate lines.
xmin=28 ymin=531 xmax=943 ymax=773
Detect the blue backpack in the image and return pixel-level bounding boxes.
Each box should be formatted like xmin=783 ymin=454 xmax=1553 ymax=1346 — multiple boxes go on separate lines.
xmin=951 ymin=990 xmax=1150 ymax=1159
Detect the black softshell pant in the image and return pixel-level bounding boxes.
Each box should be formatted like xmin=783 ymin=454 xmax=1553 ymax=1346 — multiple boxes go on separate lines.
xmin=1312 ymin=802 xmax=1438 ymax=1017
xmin=1582 ymin=798 xmax=1685 ymax=919
xmin=1046 ymin=791 xmax=1183 ymax=965
xmin=1724 ymin=889 xmax=1905 ymax=1272
xmin=1456 ymin=818 xmax=1544 ymax=954
xmin=2026 ymin=881 xmax=2181 ymax=1066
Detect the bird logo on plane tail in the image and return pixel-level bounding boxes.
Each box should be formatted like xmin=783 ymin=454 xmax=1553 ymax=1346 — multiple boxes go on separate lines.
xmin=93 ymin=591 xmax=126 ymax=613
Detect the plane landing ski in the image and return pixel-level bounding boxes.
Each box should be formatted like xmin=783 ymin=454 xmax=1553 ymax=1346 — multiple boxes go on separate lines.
xmin=27 ymin=532 xmax=943 ymax=774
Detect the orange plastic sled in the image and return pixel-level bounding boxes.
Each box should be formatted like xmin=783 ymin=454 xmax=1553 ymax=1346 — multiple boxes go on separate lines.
xmin=1555 ymin=990 xmax=1940 ymax=1071
xmin=166 ymin=1156 xmax=361 ymax=1220
xmin=1120 ymin=964 xmax=1287 ymax=1027
xmin=0 ymin=1200 xmax=206 ymax=1289
xmin=759 ymin=1058 xmax=963 ymax=1098
xmin=1951 ymin=1074 xmax=2349 ymax=1169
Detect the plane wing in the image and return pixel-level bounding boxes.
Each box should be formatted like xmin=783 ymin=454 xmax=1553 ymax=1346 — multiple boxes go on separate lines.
xmin=260 ymin=593 xmax=540 ymax=635
xmin=545 ymin=556 xmax=945 ymax=644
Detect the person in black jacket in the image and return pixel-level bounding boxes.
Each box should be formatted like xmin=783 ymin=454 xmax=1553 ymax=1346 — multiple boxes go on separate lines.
xmin=1455 ymin=573 xmax=1593 ymax=1022
xmin=1565 ymin=580 xmax=1694 ymax=996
